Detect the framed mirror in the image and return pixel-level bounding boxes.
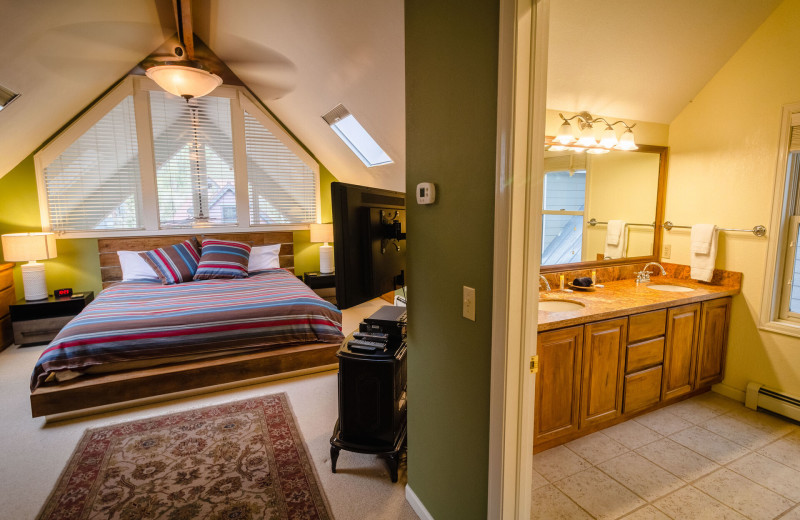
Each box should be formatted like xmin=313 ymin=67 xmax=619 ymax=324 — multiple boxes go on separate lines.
xmin=540 ymin=140 xmax=667 ymax=273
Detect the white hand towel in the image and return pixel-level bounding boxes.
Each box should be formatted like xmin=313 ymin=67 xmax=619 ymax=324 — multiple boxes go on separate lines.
xmin=604 ymin=221 xmax=628 ymax=259
xmin=606 ymin=220 xmax=625 ymax=246
xmin=690 ymin=224 xmax=718 ymax=282
xmin=691 ymin=223 xmax=715 ymax=254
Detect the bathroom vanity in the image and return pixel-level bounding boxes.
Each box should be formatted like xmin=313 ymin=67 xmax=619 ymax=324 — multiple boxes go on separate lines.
xmin=533 ymin=266 xmax=739 ymax=453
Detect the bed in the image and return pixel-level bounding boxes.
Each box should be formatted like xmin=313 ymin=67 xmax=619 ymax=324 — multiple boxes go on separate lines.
xmin=29 ymin=232 xmax=345 ymax=418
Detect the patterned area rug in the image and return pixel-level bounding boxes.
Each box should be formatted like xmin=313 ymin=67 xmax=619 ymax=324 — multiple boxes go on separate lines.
xmin=38 ymin=393 xmax=331 ymax=520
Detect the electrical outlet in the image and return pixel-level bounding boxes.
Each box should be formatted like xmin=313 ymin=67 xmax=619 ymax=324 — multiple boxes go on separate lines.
xmin=463 ymin=286 xmax=476 ymax=321
xmin=663 ymin=243 xmax=671 ymax=259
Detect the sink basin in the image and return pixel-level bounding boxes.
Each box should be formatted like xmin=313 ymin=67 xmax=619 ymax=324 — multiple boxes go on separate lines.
xmin=539 ymin=299 xmax=586 ymax=312
xmin=647 ymin=284 xmax=694 ymax=293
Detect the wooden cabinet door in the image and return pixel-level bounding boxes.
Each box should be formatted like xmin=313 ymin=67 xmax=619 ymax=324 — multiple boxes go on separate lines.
xmin=662 ymin=303 xmax=700 ymax=401
xmin=535 ymin=326 xmax=583 ymax=445
xmin=696 ymin=298 xmax=732 ymax=387
xmin=580 ymin=318 xmax=627 ymax=428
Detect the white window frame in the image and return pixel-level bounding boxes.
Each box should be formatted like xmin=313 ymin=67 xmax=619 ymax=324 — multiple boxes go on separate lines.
xmin=760 ymin=102 xmax=800 ymax=336
xmin=34 ymin=76 xmax=320 ymax=238
xmin=541 ymin=168 xmax=588 ymax=264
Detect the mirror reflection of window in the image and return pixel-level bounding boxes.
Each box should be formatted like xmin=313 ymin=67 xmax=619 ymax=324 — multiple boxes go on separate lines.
xmin=542 ymin=170 xmax=586 ymax=265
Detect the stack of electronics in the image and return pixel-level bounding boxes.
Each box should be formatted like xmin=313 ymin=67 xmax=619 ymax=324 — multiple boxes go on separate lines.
xmin=345 ymin=305 xmax=407 ymax=357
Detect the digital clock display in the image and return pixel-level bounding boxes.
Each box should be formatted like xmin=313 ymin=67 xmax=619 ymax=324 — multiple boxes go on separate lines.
xmin=54 ymin=288 xmax=73 ymax=299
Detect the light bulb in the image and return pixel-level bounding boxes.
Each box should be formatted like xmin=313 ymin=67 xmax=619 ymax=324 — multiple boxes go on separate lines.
xmin=615 ymin=128 xmax=638 ymax=150
xmin=599 ymin=126 xmax=618 ymax=148
xmin=555 ymin=121 xmax=576 ymax=145
xmin=575 ymin=126 xmax=597 ymax=147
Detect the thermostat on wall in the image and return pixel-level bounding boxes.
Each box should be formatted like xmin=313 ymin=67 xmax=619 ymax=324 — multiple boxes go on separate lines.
xmin=416 ymin=182 xmax=436 ymax=204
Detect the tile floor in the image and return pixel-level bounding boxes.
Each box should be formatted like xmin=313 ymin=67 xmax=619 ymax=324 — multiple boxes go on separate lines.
xmin=531 ymin=392 xmax=800 ymax=520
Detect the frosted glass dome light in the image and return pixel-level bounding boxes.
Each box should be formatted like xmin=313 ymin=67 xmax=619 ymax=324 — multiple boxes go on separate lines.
xmin=146 ymin=64 xmax=222 ymax=100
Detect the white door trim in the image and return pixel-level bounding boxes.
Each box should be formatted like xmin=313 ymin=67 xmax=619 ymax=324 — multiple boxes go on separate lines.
xmin=487 ymin=0 xmax=549 ymax=518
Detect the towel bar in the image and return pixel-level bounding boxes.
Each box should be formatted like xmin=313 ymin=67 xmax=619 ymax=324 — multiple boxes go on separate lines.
xmin=587 ymin=218 xmax=655 ymax=228
xmin=662 ymin=221 xmax=767 ymax=237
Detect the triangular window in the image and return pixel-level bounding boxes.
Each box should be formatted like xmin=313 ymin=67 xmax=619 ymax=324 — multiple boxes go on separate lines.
xmin=35 ymin=76 xmax=320 ymax=237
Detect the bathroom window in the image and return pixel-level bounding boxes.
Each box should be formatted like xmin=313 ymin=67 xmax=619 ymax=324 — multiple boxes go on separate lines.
xmin=541 ymin=169 xmax=586 ymax=265
xmin=761 ymin=105 xmax=800 ymax=335
xmin=778 ymin=153 xmax=800 ymax=321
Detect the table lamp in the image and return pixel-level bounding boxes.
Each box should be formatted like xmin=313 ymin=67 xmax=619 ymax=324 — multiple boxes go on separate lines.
xmin=1 ymin=232 xmax=57 ymax=301
xmin=310 ymin=223 xmax=334 ymax=274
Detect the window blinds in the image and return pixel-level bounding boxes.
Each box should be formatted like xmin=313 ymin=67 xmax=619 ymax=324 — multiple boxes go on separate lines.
xmin=42 ymin=96 xmax=142 ymax=231
xmin=543 ymin=152 xmax=587 ymax=174
xmin=244 ymin=111 xmax=317 ymax=224
xmin=149 ymin=91 xmax=236 ymax=228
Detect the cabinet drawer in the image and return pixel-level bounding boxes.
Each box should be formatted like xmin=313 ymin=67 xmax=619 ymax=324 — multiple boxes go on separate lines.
xmin=0 ymin=315 xmax=12 ymax=350
xmin=0 ymin=285 xmax=15 ymax=318
xmin=626 ymin=337 xmax=665 ymax=373
xmin=13 ymin=315 xmax=73 ymax=346
xmin=624 ymin=365 xmax=663 ymax=414
xmin=628 ymin=310 xmax=666 ymax=343
xmin=0 ymin=264 xmax=12 ymax=291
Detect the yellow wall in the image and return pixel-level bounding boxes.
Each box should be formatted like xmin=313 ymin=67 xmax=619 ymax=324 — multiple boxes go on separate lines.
xmin=666 ymin=0 xmax=800 ymax=397
xmin=585 ymin=152 xmax=661 ymax=259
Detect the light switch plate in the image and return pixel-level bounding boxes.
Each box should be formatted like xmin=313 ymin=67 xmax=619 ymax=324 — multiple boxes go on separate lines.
xmin=663 ymin=243 xmax=671 ymax=259
xmin=463 ymin=286 xmax=476 ymax=321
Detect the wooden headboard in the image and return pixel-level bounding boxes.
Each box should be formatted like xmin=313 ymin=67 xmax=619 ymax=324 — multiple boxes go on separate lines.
xmin=98 ymin=232 xmax=295 ymax=288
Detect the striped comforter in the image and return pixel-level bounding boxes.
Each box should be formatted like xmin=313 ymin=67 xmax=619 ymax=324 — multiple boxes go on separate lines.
xmin=31 ymin=269 xmax=343 ymax=390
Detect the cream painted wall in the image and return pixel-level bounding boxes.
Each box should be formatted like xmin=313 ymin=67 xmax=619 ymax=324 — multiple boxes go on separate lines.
xmin=666 ymin=0 xmax=800 ymax=397
xmin=585 ymin=152 xmax=661 ymax=259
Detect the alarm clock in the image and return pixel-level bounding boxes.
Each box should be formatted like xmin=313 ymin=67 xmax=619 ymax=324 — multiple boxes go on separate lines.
xmin=54 ymin=288 xmax=73 ymax=299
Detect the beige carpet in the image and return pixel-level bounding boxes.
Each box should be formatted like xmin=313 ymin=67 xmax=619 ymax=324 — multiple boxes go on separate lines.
xmin=0 ymin=298 xmax=418 ymax=520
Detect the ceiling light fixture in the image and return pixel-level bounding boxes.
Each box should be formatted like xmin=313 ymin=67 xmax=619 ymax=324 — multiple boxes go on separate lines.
xmin=548 ymin=111 xmax=637 ymax=153
xmin=145 ymin=0 xmax=222 ymax=101
xmin=146 ymin=64 xmax=222 ymax=101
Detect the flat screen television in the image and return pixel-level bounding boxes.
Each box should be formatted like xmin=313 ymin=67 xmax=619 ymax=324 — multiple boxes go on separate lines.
xmin=331 ymin=182 xmax=406 ymax=309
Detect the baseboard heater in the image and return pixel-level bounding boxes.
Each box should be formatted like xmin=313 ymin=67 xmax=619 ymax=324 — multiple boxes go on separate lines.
xmin=745 ymin=382 xmax=800 ymax=422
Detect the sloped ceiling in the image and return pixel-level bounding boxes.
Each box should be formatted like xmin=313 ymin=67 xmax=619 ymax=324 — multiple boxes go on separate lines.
xmin=0 ymin=0 xmax=784 ymax=188
xmin=548 ymin=0 xmax=783 ymax=124
xmin=0 ymin=0 xmax=174 ymax=179
xmin=193 ymin=0 xmax=406 ymax=192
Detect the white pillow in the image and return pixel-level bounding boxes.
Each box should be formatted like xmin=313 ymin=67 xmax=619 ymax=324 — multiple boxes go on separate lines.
xmin=117 ymin=250 xmax=160 ymax=281
xmin=248 ymin=244 xmax=282 ymax=272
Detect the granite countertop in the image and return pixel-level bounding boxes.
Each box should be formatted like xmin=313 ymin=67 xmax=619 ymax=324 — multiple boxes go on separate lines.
xmin=537 ymin=273 xmax=741 ymax=332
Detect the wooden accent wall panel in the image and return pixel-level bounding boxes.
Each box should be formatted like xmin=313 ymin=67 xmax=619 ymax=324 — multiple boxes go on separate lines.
xmin=662 ymin=303 xmax=700 ymax=401
xmin=581 ymin=318 xmax=627 ymax=428
xmin=534 ymin=326 xmax=583 ymax=445
xmin=696 ymin=298 xmax=732 ymax=387
xmin=98 ymin=232 xmax=295 ymax=288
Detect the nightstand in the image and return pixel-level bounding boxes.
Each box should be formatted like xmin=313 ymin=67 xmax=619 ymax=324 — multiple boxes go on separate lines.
xmin=303 ymin=272 xmax=336 ymax=304
xmin=10 ymin=292 xmax=94 ymax=346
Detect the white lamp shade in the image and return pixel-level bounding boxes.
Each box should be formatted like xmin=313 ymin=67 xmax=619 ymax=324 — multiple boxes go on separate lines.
xmin=615 ymin=129 xmax=638 ymax=150
xmin=310 ymin=223 xmax=334 ymax=243
xmin=1 ymin=232 xmax=57 ymax=262
xmin=146 ymin=65 xmax=223 ymax=99
xmin=554 ymin=121 xmax=576 ymax=144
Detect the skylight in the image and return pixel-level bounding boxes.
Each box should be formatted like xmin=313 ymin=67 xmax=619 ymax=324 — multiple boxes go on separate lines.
xmin=0 ymin=83 xmax=19 ymax=112
xmin=322 ymin=104 xmax=392 ymax=167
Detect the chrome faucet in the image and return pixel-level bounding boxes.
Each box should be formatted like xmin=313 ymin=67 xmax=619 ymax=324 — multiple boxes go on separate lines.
xmin=539 ymin=275 xmax=551 ymax=291
xmin=636 ymin=262 xmax=666 ymax=284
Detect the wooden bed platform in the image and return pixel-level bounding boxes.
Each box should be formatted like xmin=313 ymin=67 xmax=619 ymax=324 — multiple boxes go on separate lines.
xmin=30 ymin=231 xmax=343 ymax=419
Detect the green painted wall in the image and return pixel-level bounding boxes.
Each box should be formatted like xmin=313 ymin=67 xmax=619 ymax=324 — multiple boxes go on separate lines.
xmin=0 ymin=155 xmax=338 ymax=300
xmin=405 ymin=1 xmax=499 ymax=518
xmin=0 ymin=156 xmax=101 ymax=299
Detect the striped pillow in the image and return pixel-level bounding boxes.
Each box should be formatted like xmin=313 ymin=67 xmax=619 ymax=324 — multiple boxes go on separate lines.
xmin=139 ymin=238 xmax=201 ymax=285
xmin=193 ymin=238 xmax=252 ymax=280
